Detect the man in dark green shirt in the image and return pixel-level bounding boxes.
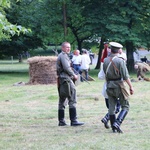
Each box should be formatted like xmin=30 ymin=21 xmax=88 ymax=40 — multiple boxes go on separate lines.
xmin=56 ymin=42 xmax=84 ymax=126
xmin=103 ymin=42 xmax=134 ymax=133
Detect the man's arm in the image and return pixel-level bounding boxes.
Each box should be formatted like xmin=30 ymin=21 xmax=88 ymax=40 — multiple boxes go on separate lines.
xmin=61 ymin=54 xmax=78 ymax=80
xmin=125 ymin=78 xmax=134 ymax=95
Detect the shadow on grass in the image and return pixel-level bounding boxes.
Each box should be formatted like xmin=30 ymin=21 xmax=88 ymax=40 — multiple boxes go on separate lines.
xmin=0 ymin=71 xmax=29 ymax=77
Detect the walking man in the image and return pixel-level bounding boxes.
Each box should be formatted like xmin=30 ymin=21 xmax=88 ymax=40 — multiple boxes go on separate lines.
xmin=56 ymin=42 xmax=84 ymax=126
xmin=103 ymin=42 xmax=134 ymax=133
xmin=98 ymin=42 xmax=120 ymax=129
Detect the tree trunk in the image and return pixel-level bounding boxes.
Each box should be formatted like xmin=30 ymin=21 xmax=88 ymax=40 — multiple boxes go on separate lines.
xmin=125 ymin=41 xmax=135 ymax=73
xmin=63 ymin=2 xmax=67 ymax=38
xmin=77 ymin=40 xmax=82 ymax=51
xmin=18 ymin=54 xmax=23 ymax=63
xmin=95 ymin=38 xmax=105 ymax=69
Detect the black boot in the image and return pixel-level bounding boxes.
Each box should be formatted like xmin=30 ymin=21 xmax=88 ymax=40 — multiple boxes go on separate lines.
xmin=101 ymin=113 xmax=110 ymax=129
xmin=69 ymin=108 xmax=84 ymax=126
xmin=58 ymin=109 xmax=67 ymax=126
xmin=113 ymin=110 xmax=128 ymax=133
xmin=109 ymin=115 xmax=117 ymax=133
xmin=115 ymin=99 xmax=121 ymax=114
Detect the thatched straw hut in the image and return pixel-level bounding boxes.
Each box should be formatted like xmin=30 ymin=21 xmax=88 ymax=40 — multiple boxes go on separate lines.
xmin=27 ymin=56 xmax=57 ymax=84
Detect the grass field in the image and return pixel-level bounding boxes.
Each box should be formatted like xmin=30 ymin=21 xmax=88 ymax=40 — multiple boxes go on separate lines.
xmin=0 ymin=60 xmax=150 ymax=150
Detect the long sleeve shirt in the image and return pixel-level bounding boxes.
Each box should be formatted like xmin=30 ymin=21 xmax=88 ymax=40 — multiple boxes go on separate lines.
xmin=57 ymin=51 xmax=75 ymax=78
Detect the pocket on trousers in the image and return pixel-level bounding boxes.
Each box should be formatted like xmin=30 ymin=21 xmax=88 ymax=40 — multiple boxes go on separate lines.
xmin=59 ymin=79 xmax=71 ymax=97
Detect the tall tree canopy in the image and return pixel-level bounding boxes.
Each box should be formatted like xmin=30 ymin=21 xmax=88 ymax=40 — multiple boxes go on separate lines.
xmin=0 ymin=0 xmax=30 ymax=41
xmin=0 ymin=0 xmax=149 ymax=72
xmin=80 ymin=0 xmax=150 ymax=71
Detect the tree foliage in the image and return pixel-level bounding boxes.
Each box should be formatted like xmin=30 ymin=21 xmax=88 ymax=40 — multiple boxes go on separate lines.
xmin=80 ymin=0 xmax=150 ymax=71
xmin=0 ymin=0 xmax=30 ymax=41
xmin=0 ymin=0 xmax=150 ymax=72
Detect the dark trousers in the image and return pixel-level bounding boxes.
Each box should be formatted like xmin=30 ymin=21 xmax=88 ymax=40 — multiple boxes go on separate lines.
xmin=73 ymin=64 xmax=80 ymax=74
xmin=80 ymin=69 xmax=88 ymax=81
xmin=105 ymin=98 xmax=120 ymax=113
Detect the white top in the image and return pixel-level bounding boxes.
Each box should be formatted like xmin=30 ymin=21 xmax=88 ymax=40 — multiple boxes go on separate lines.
xmin=80 ymin=54 xmax=91 ymax=70
xmin=118 ymin=52 xmax=127 ymax=61
xmin=72 ymin=55 xmax=82 ymax=65
xmin=98 ymin=63 xmax=108 ymax=98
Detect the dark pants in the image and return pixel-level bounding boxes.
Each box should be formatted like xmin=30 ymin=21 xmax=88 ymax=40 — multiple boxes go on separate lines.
xmin=73 ymin=64 xmax=81 ymax=74
xmin=58 ymin=78 xmax=76 ymax=110
xmin=107 ymin=88 xmax=130 ymax=115
xmin=105 ymin=98 xmax=120 ymax=113
xmin=80 ymin=69 xmax=88 ymax=81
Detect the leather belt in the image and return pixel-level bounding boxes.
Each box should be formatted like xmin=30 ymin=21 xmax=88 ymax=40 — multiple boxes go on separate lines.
xmin=107 ymin=78 xmax=121 ymax=81
xmin=73 ymin=64 xmax=80 ymax=66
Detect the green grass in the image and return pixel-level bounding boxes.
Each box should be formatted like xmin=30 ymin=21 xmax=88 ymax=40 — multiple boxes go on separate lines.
xmin=0 ymin=60 xmax=150 ymax=150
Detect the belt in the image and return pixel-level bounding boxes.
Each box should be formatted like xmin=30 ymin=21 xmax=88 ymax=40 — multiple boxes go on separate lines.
xmin=73 ymin=64 xmax=80 ymax=66
xmin=107 ymin=78 xmax=121 ymax=81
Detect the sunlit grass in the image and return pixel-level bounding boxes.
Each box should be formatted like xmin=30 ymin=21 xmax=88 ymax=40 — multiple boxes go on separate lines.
xmin=0 ymin=60 xmax=150 ymax=150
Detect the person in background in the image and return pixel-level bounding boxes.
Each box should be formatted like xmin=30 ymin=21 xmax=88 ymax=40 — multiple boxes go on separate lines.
xmin=80 ymin=49 xmax=91 ymax=82
xmin=134 ymin=62 xmax=150 ymax=81
xmin=98 ymin=42 xmax=120 ymax=129
xmin=101 ymin=42 xmax=111 ymax=62
xmin=56 ymin=42 xmax=84 ymax=126
xmin=71 ymin=50 xmax=82 ymax=74
xmin=103 ymin=42 xmax=134 ymax=133
xmin=118 ymin=48 xmax=127 ymax=62
xmin=141 ymin=56 xmax=147 ymax=63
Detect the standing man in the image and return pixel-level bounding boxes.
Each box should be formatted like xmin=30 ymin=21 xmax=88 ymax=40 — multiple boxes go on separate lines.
xmin=71 ymin=49 xmax=82 ymax=74
xmin=56 ymin=42 xmax=84 ymax=126
xmin=80 ymin=49 xmax=91 ymax=81
xmin=103 ymin=42 xmax=134 ymax=133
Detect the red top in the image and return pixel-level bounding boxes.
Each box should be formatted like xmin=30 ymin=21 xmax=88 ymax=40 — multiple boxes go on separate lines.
xmin=100 ymin=44 xmax=108 ymax=62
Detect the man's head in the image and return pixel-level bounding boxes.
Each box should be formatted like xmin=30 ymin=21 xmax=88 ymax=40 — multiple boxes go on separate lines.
xmin=82 ymin=49 xmax=88 ymax=54
xmin=104 ymin=43 xmax=109 ymax=48
xmin=103 ymin=39 xmax=109 ymax=48
xmin=109 ymin=42 xmax=123 ymax=54
xmin=134 ymin=64 xmax=139 ymax=70
xmin=118 ymin=48 xmax=123 ymax=54
xmin=74 ymin=50 xmax=80 ymax=56
xmin=61 ymin=42 xmax=71 ymax=54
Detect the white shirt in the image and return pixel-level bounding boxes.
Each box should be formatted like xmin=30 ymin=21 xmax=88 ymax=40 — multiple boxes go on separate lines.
xmin=72 ymin=55 xmax=82 ymax=65
xmin=80 ymin=54 xmax=91 ymax=70
xmin=118 ymin=52 xmax=127 ymax=61
xmin=98 ymin=63 xmax=108 ymax=98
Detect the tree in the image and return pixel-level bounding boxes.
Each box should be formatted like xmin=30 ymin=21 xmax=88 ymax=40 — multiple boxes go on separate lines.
xmin=0 ymin=0 xmax=30 ymax=41
xmin=105 ymin=0 xmax=150 ymax=72
xmin=80 ymin=0 xmax=150 ymax=71
xmin=1 ymin=0 xmax=149 ymax=71
xmin=0 ymin=0 xmax=31 ymax=60
xmin=4 ymin=0 xmax=96 ymax=53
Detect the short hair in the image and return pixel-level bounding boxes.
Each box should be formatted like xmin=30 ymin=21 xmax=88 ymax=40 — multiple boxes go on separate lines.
xmin=111 ymin=47 xmax=119 ymax=53
xmin=82 ymin=49 xmax=87 ymax=54
xmin=61 ymin=42 xmax=70 ymax=47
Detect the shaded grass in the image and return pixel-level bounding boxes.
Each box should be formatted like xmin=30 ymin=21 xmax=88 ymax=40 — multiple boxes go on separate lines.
xmin=0 ymin=61 xmax=150 ymax=150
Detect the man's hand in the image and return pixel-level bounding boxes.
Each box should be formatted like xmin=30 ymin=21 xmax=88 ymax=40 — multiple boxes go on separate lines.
xmin=73 ymin=74 xmax=78 ymax=81
xmin=130 ymin=87 xmax=134 ymax=95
